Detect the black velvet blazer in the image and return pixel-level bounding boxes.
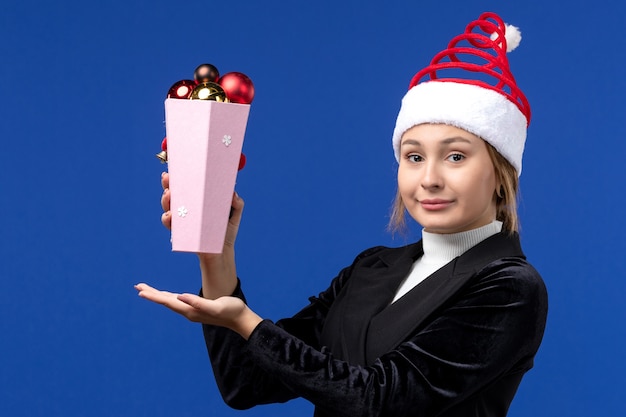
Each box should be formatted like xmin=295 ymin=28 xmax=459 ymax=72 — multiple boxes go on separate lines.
xmin=203 ymin=232 xmax=548 ymax=417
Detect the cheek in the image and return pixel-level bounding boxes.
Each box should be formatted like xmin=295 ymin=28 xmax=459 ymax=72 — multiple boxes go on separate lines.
xmin=474 ymin=170 xmax=497 ymax=205
xmin=454 ymin=167 xmax=496 ymax=203
xmin=482 ymin=169 xmax=497 ymax=194
xmin=396 ymin=166 xmax=414 ymax=198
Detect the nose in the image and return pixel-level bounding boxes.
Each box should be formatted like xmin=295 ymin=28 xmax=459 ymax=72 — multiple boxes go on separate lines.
xmin=421 ymin=160 xmax=443 ymax=190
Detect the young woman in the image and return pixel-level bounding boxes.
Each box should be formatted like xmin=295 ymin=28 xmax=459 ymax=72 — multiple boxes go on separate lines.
xmin=136 ymin=12 xmax=548 ymax=417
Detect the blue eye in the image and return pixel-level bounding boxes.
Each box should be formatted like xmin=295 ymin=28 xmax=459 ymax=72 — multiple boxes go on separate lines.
xmin=447 ymin=153 xmax=465 ymax=162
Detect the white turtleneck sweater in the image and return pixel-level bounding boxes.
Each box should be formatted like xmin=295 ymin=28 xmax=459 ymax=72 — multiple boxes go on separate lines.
xmin=392 ymin=220 xmax=503 ymax=303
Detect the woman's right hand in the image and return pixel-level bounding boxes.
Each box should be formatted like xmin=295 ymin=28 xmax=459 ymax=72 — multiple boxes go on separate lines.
xmin=160 ymin=171 xmax=243 ymax=299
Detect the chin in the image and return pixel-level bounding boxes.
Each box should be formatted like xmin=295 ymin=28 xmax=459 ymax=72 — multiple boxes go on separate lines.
xmin=412 ymin=215 xmax=462 ymax=234
xmin=417 ymin=217 xmax=479 ymax=234
xmin=423 ymin=226 xmax=463 ymax=234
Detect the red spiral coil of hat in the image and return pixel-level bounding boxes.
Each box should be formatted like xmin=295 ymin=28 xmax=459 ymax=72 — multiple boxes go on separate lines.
xmin=408 ymin=12 xmax=531 ymax=124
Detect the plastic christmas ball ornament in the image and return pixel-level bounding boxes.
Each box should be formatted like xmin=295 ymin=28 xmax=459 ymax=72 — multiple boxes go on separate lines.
xmin=167 ymin=79 xmax=197 ymax=99
xmin=218 ymin=72 xmax=255 ymax=104
xmin=238 ymin=153 xmax=246 ymax=171
xmin=194 ymin=63 xmax=220 ymax=83
xmin=190 ymin=82 xmax=228 ymax=102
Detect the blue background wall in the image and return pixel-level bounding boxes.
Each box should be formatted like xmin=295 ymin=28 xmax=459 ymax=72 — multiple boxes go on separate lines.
xmin=2 ymin=1 xmax=624 ymax=416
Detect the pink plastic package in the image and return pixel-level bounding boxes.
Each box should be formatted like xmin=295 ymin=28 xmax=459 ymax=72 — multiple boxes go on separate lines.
xmin=164 ymin=98 xmax=250 ymax=253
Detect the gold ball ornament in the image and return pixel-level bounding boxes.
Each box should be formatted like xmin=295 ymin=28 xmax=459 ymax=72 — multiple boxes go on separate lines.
xmin=190 ymin=82 xmax=229 ymax=102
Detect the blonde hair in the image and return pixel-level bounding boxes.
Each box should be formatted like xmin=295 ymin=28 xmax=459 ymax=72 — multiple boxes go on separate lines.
xmin=389 ymin=141 xmax=520 ymax=234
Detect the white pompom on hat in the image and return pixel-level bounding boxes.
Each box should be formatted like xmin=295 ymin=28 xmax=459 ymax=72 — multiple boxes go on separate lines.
xmin=392 ymin=12 xmax=531 ymax=175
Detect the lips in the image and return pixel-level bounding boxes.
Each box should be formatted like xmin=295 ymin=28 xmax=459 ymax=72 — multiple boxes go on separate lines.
xmin=419 ymin=199 xmax=453 ymax=211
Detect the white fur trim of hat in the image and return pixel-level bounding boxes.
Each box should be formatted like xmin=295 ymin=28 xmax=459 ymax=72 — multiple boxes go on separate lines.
xmin=392 ymin=81 xmax=527 ymax=174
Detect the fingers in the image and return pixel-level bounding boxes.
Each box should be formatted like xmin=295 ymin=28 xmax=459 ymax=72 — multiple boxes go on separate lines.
xmin=136 ymin=283 xmax=257 ymax=333
xmin=223 ymin=192 xmax=244 ymax=249
xmin=177 ymin=293 xmax=212 ymax=311
xmin=161 ymin=187 xmax=170 ymax=211
xmin=135 ymin=283 xmax=197 ymax=318
xmin=176 ymin=293 xmax=227 ymax=323
xmin=161 ymin=173 xmax=172 ymax=230
xmin=135 ymin=283 xmax=173 ymax=300
xmin=134 ymin=283 xmax=150 ymax=293
xmin=161 ymin=211 xmax=172 ymax=230
xmin=135 ymin=283 xmax=175 ymax=305
xmin=136 ymin=283 xmax=222 ymax=324
xmin=229 ymin=191 xmax=245 ymax=226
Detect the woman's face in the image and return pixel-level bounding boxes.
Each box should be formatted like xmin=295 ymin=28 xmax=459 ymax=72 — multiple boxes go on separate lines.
xmin=398 ymin=124 xmax=497 ymax=234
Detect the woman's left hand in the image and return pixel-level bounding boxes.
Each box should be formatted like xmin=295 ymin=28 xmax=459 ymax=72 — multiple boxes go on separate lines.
xmin=135 ymin=283 xmax=263 ymax=340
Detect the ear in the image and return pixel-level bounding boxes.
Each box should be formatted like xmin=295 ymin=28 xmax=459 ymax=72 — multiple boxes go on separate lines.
xmin=492 ymin=172 xmax=503 ymax=199
xmin=495 ymin=183 xmax=504 ymax=199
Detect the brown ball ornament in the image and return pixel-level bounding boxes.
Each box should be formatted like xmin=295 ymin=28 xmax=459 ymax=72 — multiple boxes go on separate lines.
xmin=194 ymin=63 xmax=220 ymax=83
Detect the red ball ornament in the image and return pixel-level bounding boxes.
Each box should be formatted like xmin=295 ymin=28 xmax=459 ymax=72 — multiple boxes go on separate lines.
xmin=167 ymin=79 xmax=197 ymax=99
xmin=161 ymin=137 xmax=167 ymax=151
xmin=238 ymin=153 xmax=246 ymax=171
xmin=218 ymin=72 xmax=255 ymax=104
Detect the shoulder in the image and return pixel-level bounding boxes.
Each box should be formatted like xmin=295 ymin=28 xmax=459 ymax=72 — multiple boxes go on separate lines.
xmin=348 ymin=242 xmax=421 ymax=269
xmin=458 ymin=232 xmax=545 ymax=290
xmin=351 ymin=245 xmax=389 ymax=264
xmin=470 ymin=256 xmax=548 ymax=315
xmin=480 ymin=256 xmax=543 ymax=281
xmin=455 ymin=232 xmax=548 ymax=312
xmin=319 ymin=243 xmax=418 ymax=297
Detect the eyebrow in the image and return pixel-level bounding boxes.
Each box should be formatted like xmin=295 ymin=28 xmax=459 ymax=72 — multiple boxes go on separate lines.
xmin=401 ymin=136 xmax=473 ymax=147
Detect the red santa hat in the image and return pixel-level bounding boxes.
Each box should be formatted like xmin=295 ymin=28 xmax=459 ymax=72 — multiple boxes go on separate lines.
xmin=392 ymin=12 xmax=531 ymax=175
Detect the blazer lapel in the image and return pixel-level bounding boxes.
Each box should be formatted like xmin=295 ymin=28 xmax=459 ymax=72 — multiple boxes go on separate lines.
xmin=365 ymin=232 xmax=525 ymax=364
xmin=320 ymin=242 xmax=422 ymax=365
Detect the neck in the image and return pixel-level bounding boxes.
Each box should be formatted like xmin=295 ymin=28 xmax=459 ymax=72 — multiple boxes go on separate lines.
xmin=421 ymin=220 xmax=503 ymax=262
xmin=392 ymin=220 xmax=503 ymax=303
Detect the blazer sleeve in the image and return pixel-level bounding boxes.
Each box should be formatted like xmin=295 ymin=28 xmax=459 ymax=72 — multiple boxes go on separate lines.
xmin=240 ymin=258 xmax=548 ymax=417
xmin=202 ymin=246 xmax=387 ymax=409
